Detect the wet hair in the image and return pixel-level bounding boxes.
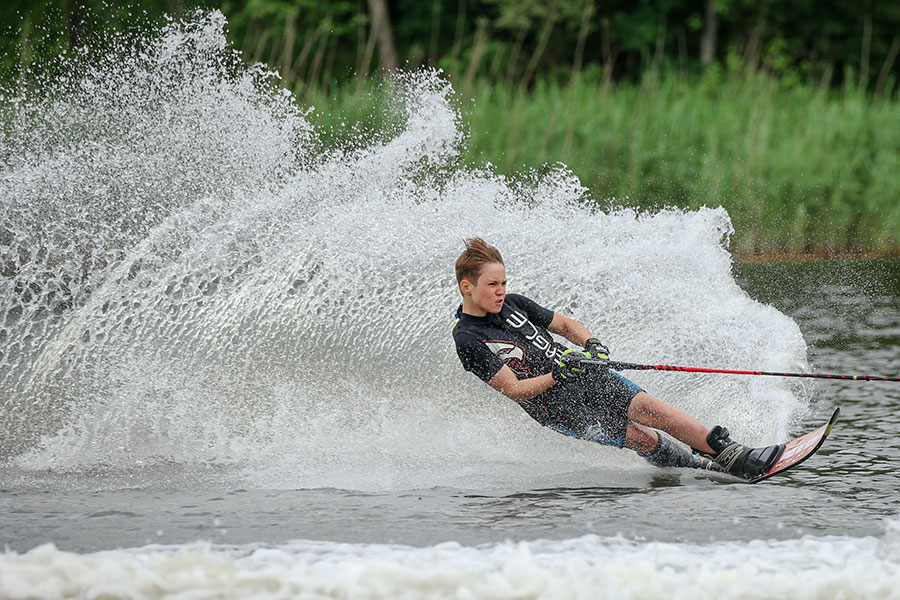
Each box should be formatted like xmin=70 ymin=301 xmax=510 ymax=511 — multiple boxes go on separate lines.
xmin=455 ymin=237 xmax=504 ymax=286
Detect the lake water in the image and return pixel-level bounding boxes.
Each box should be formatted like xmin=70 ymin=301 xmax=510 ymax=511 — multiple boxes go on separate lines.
xmin=2 ymin=257 xmax=898 ymax=598
xmin=1 ymin=11 xmax=899 ymax=598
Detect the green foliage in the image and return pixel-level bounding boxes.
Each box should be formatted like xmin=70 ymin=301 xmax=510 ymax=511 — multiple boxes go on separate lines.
xmin=485 ymin=0 xmax=588 ymax=32
xmin=0 ymin=0 xmax=215 ymax=83
xmin=472 ymin=70 xmax=900 ymax=254
xmin=305 ymin=69 xmax=900 ymax=256
xmin=2 ymin=1 xmax=900 ymax=255
xmin=5 ymin=1 xmax=900 ymax=93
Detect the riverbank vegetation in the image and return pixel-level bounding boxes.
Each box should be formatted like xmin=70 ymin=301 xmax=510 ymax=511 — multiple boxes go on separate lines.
xmin=309 ymin=66 xmax=900 ymax=256
xmin=3 ymin=1 xmax=899 ymax=256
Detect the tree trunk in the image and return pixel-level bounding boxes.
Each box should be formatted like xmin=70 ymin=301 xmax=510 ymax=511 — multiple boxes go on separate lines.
xmin=860 ymin=12 xmax=872 ymax=90
xmin=600 ymin=17 xmax=616 ymax=85
xmin=700 ymin=0 xmax=717 ymax=65
xmin=569 ymin=0 xmax=594 ymax=86
xmin=366 ymin=0 xmax=398 ymax=71
xmin=520 ymin=9 xmax=558 ymax=89
xmin=652 ymin=9 xmax=668 ymax=73
xmin=875 ymin=36 xmax=900 ymax=97
xmin=64 ymin=1 xmax=84 ymax=50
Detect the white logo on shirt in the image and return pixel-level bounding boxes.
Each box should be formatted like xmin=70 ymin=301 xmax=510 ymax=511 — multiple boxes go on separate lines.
xmin=505 ymin=310 xmax=565 ymax=361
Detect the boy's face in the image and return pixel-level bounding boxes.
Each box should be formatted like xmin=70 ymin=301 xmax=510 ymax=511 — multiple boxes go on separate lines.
xmin=461 ymin=262 xmax=507 ymax=315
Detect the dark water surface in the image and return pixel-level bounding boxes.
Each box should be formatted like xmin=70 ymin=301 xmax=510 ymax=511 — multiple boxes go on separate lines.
xmin=2 ymin=258 xmax=897 ymax=554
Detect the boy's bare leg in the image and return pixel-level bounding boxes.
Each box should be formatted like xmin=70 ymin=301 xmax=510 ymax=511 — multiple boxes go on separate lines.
xmin=627 ymin=391 xmax=716 ymax=454
xmin=623 ymin=422 xmax=658 ymax=453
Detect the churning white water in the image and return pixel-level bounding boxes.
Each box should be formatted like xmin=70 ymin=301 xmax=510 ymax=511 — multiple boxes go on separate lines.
xmin=3 ymin=527 xmax=900 ymax=600
xmin=0 ymin=11 xmax=809 ymax=490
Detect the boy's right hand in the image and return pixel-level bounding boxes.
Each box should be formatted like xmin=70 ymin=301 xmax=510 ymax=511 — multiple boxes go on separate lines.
xmin=551 ymin=348 xmax=588 ymax=382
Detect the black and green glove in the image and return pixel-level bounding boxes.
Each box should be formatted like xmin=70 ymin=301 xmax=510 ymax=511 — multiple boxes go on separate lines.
xmin=583 ymin=337 xmax=610 ymax=368
xmin=551 ymin=348 xmax=588 ymax=382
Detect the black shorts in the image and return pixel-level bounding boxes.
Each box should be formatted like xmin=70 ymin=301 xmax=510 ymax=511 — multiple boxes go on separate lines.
xmin=524 ymin=369 xmax=643 ymax=447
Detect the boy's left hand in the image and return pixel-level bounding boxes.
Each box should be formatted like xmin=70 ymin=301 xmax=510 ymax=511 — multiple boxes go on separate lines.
xmin=583 ymin=337 xmax=610 ymax=360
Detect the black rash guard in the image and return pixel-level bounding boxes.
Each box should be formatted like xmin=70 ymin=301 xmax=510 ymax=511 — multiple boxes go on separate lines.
xmin=454 ymin=293 xmax=563 ymax=382
xmin=452 ymin=293 xmax=641 ymax=447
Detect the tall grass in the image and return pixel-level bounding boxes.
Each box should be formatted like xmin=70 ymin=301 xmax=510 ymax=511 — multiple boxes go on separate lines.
xmin=305 ymin=69 xmax=900 ymax=256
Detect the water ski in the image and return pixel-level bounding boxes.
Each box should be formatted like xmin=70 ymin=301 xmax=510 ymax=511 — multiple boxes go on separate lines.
xmin=748 ymin=406 xmax=840 ymax=483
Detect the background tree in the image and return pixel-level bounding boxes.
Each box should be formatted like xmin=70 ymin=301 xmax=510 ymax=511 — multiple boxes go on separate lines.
xmin=365 ymin=0 xmax=398 ymax=71
xmin=4 ymin=0 xmax=900 ymax=94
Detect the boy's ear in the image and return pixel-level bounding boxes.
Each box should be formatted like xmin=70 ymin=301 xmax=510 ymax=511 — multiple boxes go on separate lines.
xmin=459 ymin=278 xmax=472 ymax=296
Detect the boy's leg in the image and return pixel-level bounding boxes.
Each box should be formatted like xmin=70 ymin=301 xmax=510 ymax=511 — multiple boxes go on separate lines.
xmin=542 ymin=385 xmax=723 ymax=471
xmin=627 ymin=391 xmax=783 ymax=479
xmin=623 ymin=421 xmax=658 ymax=453
xmin=625 ymin=421 xmax=723 ymax=471
xmin=627 ymin=391 xmax=716 ymax=454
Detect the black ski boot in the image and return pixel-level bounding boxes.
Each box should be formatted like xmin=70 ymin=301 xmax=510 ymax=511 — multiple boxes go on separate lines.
xmin=641 ymin=434 xmax=725 ymax=472
xmin=705 ymin=426 xmax=784 ymax=480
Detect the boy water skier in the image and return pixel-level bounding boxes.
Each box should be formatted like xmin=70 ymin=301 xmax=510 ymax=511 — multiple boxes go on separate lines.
xmin=452 ymin=237 xmax=783 ymax=479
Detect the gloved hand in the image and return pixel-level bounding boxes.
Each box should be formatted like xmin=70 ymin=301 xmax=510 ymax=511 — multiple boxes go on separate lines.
xmin=551 ymin=348 xmax=588 ymax=382
xmin=583 ymin=337 xmax=610 ymax=360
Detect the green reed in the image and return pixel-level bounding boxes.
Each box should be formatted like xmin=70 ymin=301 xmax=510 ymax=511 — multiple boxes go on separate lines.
xmin=303 ymin=69 xmax=900 ymax=256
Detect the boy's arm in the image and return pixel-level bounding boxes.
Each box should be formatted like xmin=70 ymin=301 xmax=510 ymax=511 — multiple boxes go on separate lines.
xmin=487 ymin=365 xmax=556 ymax=403
xmin=546 ymin=312 xmax=593 ymax=347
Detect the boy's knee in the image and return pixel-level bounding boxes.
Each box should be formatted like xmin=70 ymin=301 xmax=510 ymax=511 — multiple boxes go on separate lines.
xmin=625 ymin=422 xmax=658 ymax=453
